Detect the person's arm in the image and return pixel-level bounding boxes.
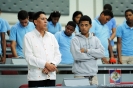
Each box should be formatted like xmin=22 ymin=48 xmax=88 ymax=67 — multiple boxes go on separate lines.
xmin=70 ymin=37 xmax=94 ymax=61
xmin=108 ymin=39 xmax=114 ymax=58
xmin=86 ymin=37 xmax=104 ymax=59
xmin=117 ymin=37 xmax=122 ymax=64
xmin=0 ymin=32 xmax=6 ymax=63
xmin=10 ymin=41 xmax=18 ymax=57
xmin=110 ymin=19 xmax=116 ymax=40
xmin=110 ymin=28 xmax=116 ymax=40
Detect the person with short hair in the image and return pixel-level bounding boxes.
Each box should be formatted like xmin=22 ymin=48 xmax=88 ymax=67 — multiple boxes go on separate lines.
xmin=23 ymin=11 xmax=61 ymax=87
xmin=117 ymin=9 xmax=133 ymax=64
xmin=28 ymin=12 xmax=34 ymax=22
xmin=103 ymin=4 xmax=116 ymax=63
xmin=9 ymin=10 xmax=35 ymax=58
xmin=55 ymin=21 xmax=76 ymax=64
xmin=47 ymin=11 xmax=62 ymax=34
xmin=90 ymin=10 xmax=114 ymax=64
xmin=70 ymin=15 xmax=104 ymax=85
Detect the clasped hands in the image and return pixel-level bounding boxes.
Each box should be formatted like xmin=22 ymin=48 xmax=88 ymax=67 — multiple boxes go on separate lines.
xmin=42 ymin=62 xmax=58 ymax=74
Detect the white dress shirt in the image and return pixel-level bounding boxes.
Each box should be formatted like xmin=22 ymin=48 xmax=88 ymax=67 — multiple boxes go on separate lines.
xmin=23 ymin=29 xmax=61 ymax=80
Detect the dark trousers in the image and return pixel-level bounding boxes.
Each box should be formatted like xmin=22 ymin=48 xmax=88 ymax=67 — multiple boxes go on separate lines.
xmin=28 ymin=79 xmax=55 ymax=87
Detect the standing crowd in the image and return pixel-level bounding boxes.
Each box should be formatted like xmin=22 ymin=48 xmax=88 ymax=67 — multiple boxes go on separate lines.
xmin=0 ymin=3 xmax=133 ymax=87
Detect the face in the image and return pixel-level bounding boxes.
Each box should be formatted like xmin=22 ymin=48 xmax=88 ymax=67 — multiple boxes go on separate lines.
xmin=74 ymin=14 xmax=82 ymax=24
xmin=51 ymin=17 xmax=60 ymax=25
xmin=79 ymin=21 xmax=92 ymax=35
xmin=34 ymin=14 xmax=47 ymax=31
xmin=125 ymin=11 xmax=133 ymax=22
xmin=100 ymin=14 xmax=111 ymax=24
xmin=19 ymin=18 xmax=29 ymax=27
xmin=64 ymin=25 xmax=75 ymax=36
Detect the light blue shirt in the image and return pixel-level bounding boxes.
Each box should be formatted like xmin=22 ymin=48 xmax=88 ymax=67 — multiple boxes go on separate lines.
xmin=0 ymin=18 xmax=10 ymax=31
xmin=47 ymin=21 xmax=62 ymax=34
xmin=116 ymin=21 xmax=133 ymax=56
xmin=106 ymin=18 xmax=116 ymax=46
xmin=95 ymin=16 xmax=116 ymax=46
xmin=0 ymin=18 xmax=6 ymax=54
xmin=75 ymin=24 xmax=80 ymax=34
xmin=90 ymin=18 xmax=110 ymax=57
xmin=55 ymin=31 xmax=74 ymax=64
xmin=9 ymin=22 xmax=35 ymax=57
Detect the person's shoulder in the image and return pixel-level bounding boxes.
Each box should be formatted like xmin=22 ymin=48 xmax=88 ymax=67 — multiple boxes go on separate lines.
xmin=55 ymin=31 xmax=62 ymax=35
xmin=25 ymin=29 xmax=35 ymax=37
xmin=28 ymin=22 xmax=35 ymax=27
xmin=46 ymin=31 xmax=55 ymax=36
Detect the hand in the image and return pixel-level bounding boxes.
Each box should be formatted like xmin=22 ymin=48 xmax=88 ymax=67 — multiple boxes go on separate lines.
xmin=109 ymin=57 xmax=116 ymax=64
xmin=118 ymin=59 xmax=122 ymax=64
xmin=102 ymin=57 xmax=109 ymax=64
xmin=42 ymin=68 xmax=49 ymax=74
xmin=80 ymin=48 xmax=87 ymax=53
xmin=0 ymin=57 xmax=6 ymax=64
xmin=45 ymin=62 xmax=57 ymax=72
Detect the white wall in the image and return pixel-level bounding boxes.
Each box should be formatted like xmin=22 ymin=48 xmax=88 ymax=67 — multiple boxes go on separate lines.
xmin=0 ymin=0 xmax=125 ymax=27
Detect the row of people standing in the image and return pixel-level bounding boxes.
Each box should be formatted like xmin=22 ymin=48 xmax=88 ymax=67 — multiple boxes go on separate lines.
xmin=56 ymin=4 xmax=133 ymax=65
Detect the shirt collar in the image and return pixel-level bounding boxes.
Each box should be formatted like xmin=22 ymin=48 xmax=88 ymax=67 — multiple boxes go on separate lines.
xmin=34 ymin=29 xmax=48 ymax=37
xmin=95 ymin=17 xmax=104 ymax=25
xmin=19 ymin=21 xmax=29 ymax=28
xmin=124 ymin=21 xmax=133 ymax=29
xmin=61 ymin=30 xmax=73 ymax=38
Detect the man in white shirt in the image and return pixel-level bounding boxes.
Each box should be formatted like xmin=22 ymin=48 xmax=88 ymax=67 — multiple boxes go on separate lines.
xmin=23 ymin=11 xmax=61 ymax=87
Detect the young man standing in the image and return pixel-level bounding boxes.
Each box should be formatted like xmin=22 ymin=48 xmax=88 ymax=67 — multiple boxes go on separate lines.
xmin=55 ymin=21 xmax=76 ymax=64
xmin=117 ymin=9 xmax=133 ymax=64
xmin=70 ymin=15 xmax=104 ymax=85
xmin=10 ymin=10 xmax=35 ymax=58
xmin=90 ymin=10 xmax=114 ymax=64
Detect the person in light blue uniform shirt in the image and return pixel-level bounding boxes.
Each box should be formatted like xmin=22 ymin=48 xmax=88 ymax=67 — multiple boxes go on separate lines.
xmin=117 ymin=9 xmax=133 ymax=64
xmin=47 ymin=11 xmax=62 ymax=34
xmin=103 ymin=4 xmax=116 ymax=46
xmin=72 ymin=11 xmax=83 ymax=34
xmin=10 ymin=10 xmax=35 ymax=58
xmin=90 ymin=10 xmax=114 ymax=64
xmin=55 ymin=21 xmax=76 ymax=64
xmin=0 ymin=18 xmax=6 ymax=63
xmin=0 ymin=8 xmax=10 ymax=35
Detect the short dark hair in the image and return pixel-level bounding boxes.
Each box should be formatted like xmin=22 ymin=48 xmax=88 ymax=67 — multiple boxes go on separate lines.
xmin=18 ymin=10 xmax=28 ymax=20
xmin=33 ymin=11 xmax=46 ymax=26
xmin=28 ymin=12 xmax=35 ymax=20
xmin=67 ymin=21 xmax=76 ymax=29
xmin=100 ymin=10 xmax=114 ymax=18
xmin=79 ymin=15 xmax=92 ymax=24
xmin=47 ymin=11 xmax=61 ymax=21
xmin=72 ymin=11 xmax=83 ymax=22
xmin=125 ymin=9 xmax=133 ymax=15
xmin=104 ymin=4 xmax=112 ymax=11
